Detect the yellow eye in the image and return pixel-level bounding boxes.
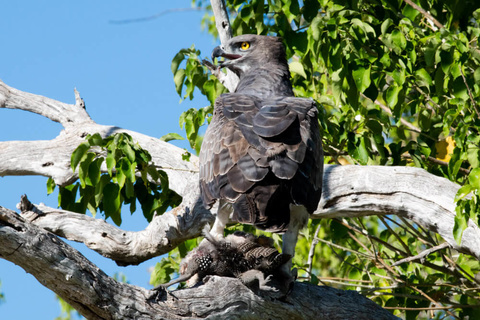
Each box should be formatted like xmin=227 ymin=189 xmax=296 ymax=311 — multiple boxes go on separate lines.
xmin=240 ymin=42 xmax=250 ymax=50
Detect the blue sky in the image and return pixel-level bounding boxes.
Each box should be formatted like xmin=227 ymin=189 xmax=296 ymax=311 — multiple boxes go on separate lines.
xmin=0 ymin=1 xmax=216 ymax=318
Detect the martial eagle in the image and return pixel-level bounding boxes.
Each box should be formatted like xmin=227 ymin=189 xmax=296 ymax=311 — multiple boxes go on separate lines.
xmin=200 ymin=34 xmax=323 ymax=277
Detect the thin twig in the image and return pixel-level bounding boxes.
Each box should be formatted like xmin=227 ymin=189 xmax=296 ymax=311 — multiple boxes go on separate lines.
xmin=392 ymin=242 xmax=450 ymax=267
xmin=319 ymin=276 xmax=373 ymax=283
xmin=306 ymin=224 xmax=322 ymax=280
xmin=383 ymin=305 xmax=475 ymax=311
xmin=318 ymin=279 xmax=376 ymax=289
xmin=414 ymin=85 xmax=442 ymax=110
xmin=154 ymin=165 xmax=199 ymax=173
xmin=379 ymin=216 xmax=412 ymax=256
xmin=401 ymin=153 xmax=471 ymax=175
xmin=361 ymin=93 xmax=421 ymax=133
xmin=443 ymin=255 xmax=479 ymax=284
xmin=387 ymin=216 xmax=433 ymax=246
xmin=366 ymin=291 xmax=432 ymax=301
xmin=338 ymin=219 xmax=409 ymax=257
xmin=458 ymin=64 xmax=480 ymax=118
xmin=356 ymin=218 xmax=379 ymax=258
xmin=109 ymin=8 xmax=202 ymax=24
xmin=314 ymin=237 xmax=375 ymax=259
xmin=403 ymin=0 xmax=444 ymax=30
xmin=340 ymin=220 xmax=458 ymax=318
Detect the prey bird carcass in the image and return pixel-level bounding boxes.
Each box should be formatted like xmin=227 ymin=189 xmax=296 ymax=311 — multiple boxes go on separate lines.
xmin=199 ymin=34 xmax=324 ymax=288
xmin=156 ymin=228 xmax=292 ymax=293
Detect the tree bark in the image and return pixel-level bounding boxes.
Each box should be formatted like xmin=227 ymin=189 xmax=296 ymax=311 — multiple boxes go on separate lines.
xmin=1 ymin=76 xmax=478 ymax=318
xmin=0 ymin=0 xmax=478 ymax=317
xmin=1 ymin=77 xmax=480 ymax=265
xmin=0 ymin=206 xmax=398 ymax=320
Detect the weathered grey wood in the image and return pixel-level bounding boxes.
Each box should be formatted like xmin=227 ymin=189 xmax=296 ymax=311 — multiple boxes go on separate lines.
xmin=208 ymin=0 xmax=239 ymax=92
xmin=2 ymin=77 xmax=479 ymax=264
xmin=0 ymin=206 xmax=398 ymax=320
xmin=316 ymin=165 xmax=480 ymax=260
xmin=0 ymin=79 xmax=199 ymax=195
xmin=0 ymin=0 xmax=478 ymax=317
xmin=18 ymin=163 xmax=480 ymax=265
xmin=20 ymin=197 xmax=213 ymax=266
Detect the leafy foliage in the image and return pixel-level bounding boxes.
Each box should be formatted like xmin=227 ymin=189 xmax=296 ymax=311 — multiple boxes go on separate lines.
xmin=164 ymin=0 xmax=480 ymax=318
xmin=169 ymin=45 xmax=225 ymax=154
xmin=48 ymin=133 xmax=182 ymax=225
xmin=55 ymin=296 xmax=83 ymax=320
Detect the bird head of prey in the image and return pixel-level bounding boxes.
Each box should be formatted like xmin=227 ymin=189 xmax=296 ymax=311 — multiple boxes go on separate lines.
xmin=211 ymin=34 xmax=289 ymax=78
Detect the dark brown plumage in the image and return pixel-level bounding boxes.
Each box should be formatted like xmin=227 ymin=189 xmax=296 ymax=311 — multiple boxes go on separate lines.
xmin=199 ymin=35 xmax=323 ymax=233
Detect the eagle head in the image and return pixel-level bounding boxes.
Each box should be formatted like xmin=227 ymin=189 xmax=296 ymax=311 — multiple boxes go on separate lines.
xmin=212 ymin=34 xmax=289 ymax=78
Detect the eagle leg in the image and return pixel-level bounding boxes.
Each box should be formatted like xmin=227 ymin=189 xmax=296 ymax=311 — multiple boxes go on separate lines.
xmin=209 ymin=199 xmax=231 ymax=240
xmin=280 ymin=205 xmax=309 ymax=277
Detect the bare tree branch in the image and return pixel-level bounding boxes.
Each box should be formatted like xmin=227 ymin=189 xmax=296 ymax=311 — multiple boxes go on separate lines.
xmin=1 ymin=0 xmax=479 ymax=317
xmin=391 ymin=242 xmax=450 ymax=267
xmin=210 ymin=0 xmax=232 ymax=45
xmin=403 ymin=0 xmax=444 ymax=30
xmin=19 ymin=195 xmax=213 ymax=266
xmin=0 ymin=206 xmax=398 ymax=320
xmin=209 ymin=0 xmax=239 ymax=92
xmin=315 ymin=165 xmax=480 ymax=261
xmin=2 ymin=79 xmax=479 ymax=267
xmin=17 ymin=164 xmax=480 ymax=266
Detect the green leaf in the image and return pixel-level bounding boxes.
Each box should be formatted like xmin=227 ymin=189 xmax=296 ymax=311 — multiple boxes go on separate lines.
xmin=468 ymin=168 xmax=480 ymax=189
xmin=352 ymin=65 xmax=371 ymax=93
xmin=88 ymin=158 xmax=103 ymax=187
xmin=381 ymin=18 xmax=393 ymax=36
xmin=87 ymin=133 xmax=104 ymax=146
xmin=171 ymin=51 xmax=185 ymax=75
xmin=452 ymin=77 xmax=469 ymax=101
xmin=385 ymin=84 xmax=402 ymax=109
xmin=78 ymin=153 xmax=95 ymax=188
xmin=106 ymin=153 xmax=116 ymax=177
xmin=182 ymin=151 xmax=191 ymax=161
xmin=366 ymin=119 xmax=382 ymax=135
xmin=467 ymin=147 xmax=480 ymax=169
xmin=174 ymin=69 xmax=186 ymax=97
xmin=115 ymin=159 xmax=127 ymax=189
xmin=418 ymin=109 xmax=431 ymax=131
xmin=71 ymin=142 xmax=90 ymax=171
xmin=125 ymin=180 xmax=135 ymax=200
xmin=95 ymin=175 xmax=111 ymax=207
xmin=453 ymin=204 xmax=469 ymax=245
xmin=455 ymin=185 xmax=473 ymax=202
xmin=203 ymin=79 xmax=218 ymax=104
xmin=150 ymin=259 xmax=175 ymax=287
xmin=417 ymin=138 xmax=431 ymax=158
xmin=415 ymin=68 xmax=433 ymax=87
xmin=120 ymin=143 xmax=135 ymax=163
xmin=353 ymin=136 xmax=369 ymax=164
xmin=392 ymin=68 xmax=405 ymax=86
xmin=302 ymin=0 xmax=320 ymax=22
xmin=103 ymin=183 xmax=121 ymax=225
xmin=289 ymin=61 xmax=307 ymax=78
xmin=390 ymin=29 xmax=406 ymax=53
xmin=46 ymin=177 xmax=56 ymax=195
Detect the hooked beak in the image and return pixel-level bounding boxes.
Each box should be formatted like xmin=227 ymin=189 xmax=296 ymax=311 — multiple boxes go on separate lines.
xmin=211 ymin=46 xmax=242 ymax=65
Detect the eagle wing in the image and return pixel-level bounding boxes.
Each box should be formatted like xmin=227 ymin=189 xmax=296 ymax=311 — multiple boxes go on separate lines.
xmin=199 ymin=93 xmax=322 ymax=232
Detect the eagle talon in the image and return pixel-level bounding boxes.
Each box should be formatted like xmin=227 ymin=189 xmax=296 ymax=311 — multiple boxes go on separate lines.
xmin=201 ymin=58 xmax=217 ymax=70
xmin=146 ymin=286 xmax=167 ymax=302
xmin=202 ymin=58 xmax=222 ymax=77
